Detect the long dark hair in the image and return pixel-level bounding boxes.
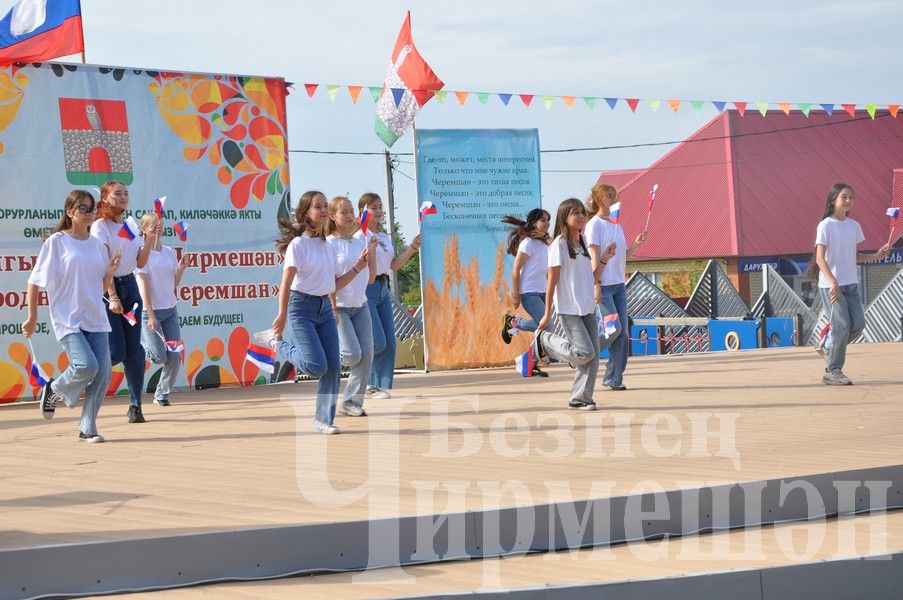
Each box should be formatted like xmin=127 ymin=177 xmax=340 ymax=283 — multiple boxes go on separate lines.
xmin=552 ymin=198 xmax=589 ymax=259
xmin=502 ymin=208 xmax=551 ymax=256
xmin=53 ymin=190 xmax=95 ymax=234
xmin=804 ymin=183 xmax=853 ymax=280
xmin=276 ymin=190 xmax=326 ymax=254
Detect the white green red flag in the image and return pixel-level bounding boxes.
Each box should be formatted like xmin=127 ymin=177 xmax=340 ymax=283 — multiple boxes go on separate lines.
xmin=375 ymin=11 xmax=443 ymax=147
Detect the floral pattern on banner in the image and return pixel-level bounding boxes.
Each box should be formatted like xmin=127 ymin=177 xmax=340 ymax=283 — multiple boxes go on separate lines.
xmin=0 ymin=65 xmax=29 ymax=156
xmin=149 ymin=73 xmax=289 ymax=209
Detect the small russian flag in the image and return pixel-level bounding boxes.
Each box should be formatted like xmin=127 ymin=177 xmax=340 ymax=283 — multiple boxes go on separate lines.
xmin=246 ymin=343 xmax=276 ymax=373
xmin=117 ymin=220 xmax=137 ymax=241
xmin=153 ymin=196 xmax=167 ymax=219
xmin=887 ymin=207 xmax=900 ymax=228
xmin=514 ymin=349 xmax=534 ymax=377
xmin=122 ymin=302 xmax=139 ymax=326
xmin=816 ymin=322 xmax=831 ymax=351
xmin=358 ymin=208 xmax=372 ymax=234
xmin=173 ymin=220 xmax=189 ymax=242
xmin=648 ymin=184 xmax=659 ymax=211
xmin=419 ymin=200 xmax=438 ymax=222
xmin=164 ymin=339 xmax=185 ymax=353
xmin=608 ymin=202 xmax=621 ymax=224
xmin=601 ymin=313 xmax=619 ymax=339
xmin=29 ymin=361 xmax=51 ymax=388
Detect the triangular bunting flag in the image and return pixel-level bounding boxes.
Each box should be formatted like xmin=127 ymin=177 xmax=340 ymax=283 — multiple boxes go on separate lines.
xmin=326 ymin=84 xmax=340 ymax=101
xmin=434 ymin=89 xmax=447 ymax=104
xmin=842 ymin=103 xmax=856 ymax=117
xmin=889 ymin=104 xmax=900 ymax=118
xmin=865 ymin=103 xmax=877 ymax=119
xmin=520 ymin=94 xmax=534 ymax=107
xmin=626 ymin=98 xmax=640 ymax=112
xmin=562 ymin=96 xmax=576 ymax=110
xmin=756 ymin=102 xmax=768 ymax=116
xmin=778 ymin=102 xmax=791 ymax=115
xmin=647 ymin=99 xmax=661 ymax=112
xmin=799 ymin=103 xmax=811 ymax=117
xmin=390 ymin=87 xmax=405 ymax=107
xmin=369 ymin=86 xmax=383 ymax=103
xmin=498 ymin=93 xmax=512 ymax=106
xmin=304 ymin=83 xmax=318 ymax=98
xmin=583 ymin=97 xmax=597 ymax=110
xmin=412 ymin=89 xmax=434 ymax=106
xmin=734 ymin=101 xmax=747 ymax=116
xmin=477 ymin=92 xmax=490 ymax=105
xmin=820 ymin=103 xmax=834 ymax=117
xmin=712 ymin=101 xmax=726 ymax=113
xmin=455 ymin=91 xmax=469 ymax=105
xmin=541 ymin=95 xmax=554 ymax=110
xmin=347 ymin=85 xmax=363 ymax=104
xmin=604 ymin=97 xmax=619 ymax=109
xmin=690 ymin=100 xmax=704 ymax=114
xmin=667 ymin=99 xmax=681 ymax=113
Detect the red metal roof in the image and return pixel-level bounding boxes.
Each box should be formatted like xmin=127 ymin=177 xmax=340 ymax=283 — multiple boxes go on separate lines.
xmin=597 ymin=110 xmax=903 ymax=259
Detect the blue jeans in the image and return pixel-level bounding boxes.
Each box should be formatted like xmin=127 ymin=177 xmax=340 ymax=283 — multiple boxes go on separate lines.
xmin=366 ymin=278 xmax=396 ymax=389
xmin=600 ymin=283 xmax=628 ymax=386
xmin=820 ymin=284 xmax=866 ymax=371
xmin=518 ymin=292 xmax=546 ymax=332
xmin=140 ymin=306 xmax=181 ymax=401
xmin=277 ymin=291 xmax=340 ymax=425
xmin=107 ymin=274 xmax=145 ymax=407
xmin=336 ymin=304 xmax=374 ymax=409
xmin=54 ymin=330 xmax=111 ymax=436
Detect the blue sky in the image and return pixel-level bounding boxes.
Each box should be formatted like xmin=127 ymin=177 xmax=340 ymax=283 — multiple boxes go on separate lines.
xmin=5 ymin=0 xmax=901 ymax=239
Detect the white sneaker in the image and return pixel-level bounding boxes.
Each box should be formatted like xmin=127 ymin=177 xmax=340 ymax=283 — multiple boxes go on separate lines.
xmin=252 ymin=329 xmax=279 ymax=351
xmin=338 ymin=404 xmax=367 ymax=417
xmin=78 ymin=432 xmax=105 ymax=443
xmin=366 ymin=386 xmax=392 ymax=400
xmin=312 ymin=421 xmax=340 ymax=434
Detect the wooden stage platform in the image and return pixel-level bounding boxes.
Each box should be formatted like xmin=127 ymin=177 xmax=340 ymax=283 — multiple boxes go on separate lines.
xmin=1 ymin=343 xmax=902 ymax=598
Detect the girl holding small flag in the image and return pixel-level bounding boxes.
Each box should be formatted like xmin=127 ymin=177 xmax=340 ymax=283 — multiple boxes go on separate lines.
xmin=586 ymin=184 xmax=647 ymax=391
xmin=91 ymin=181 xmax=158 ymax=423
xmin=136 ymin=213 xmax=188 ymax=407
xmin=532 ymin=198 xmax=614 ymax=410
xmin=499 ymin=210 xmax=553 ymax=370
xmin=23 ymin=190 xmax=120 ymax=443
xmin=806 ymin=183 xmax=890 ymax=385
xmin=255 ymin=190 xmax=370 ymax=434
xmin=326 ymin=197 xmax=379 ymax=416
xmin=355 ymin=193 xmax=421 ymax=400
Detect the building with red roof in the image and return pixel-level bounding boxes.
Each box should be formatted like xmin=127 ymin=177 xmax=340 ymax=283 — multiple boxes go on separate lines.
xmin=597 ymin=109 xmax=903 ymax=305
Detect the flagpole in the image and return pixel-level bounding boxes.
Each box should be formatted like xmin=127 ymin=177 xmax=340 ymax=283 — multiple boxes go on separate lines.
xmin=383 ymin=149 xmax=399 ymax=298
xmin=411 ymin=122 xmax=428 ymax=372
xmin=79 ymin=0 xmax=86 ymax=63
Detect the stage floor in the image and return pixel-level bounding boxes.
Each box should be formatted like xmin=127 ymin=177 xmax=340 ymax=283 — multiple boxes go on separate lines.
xmin=1 ymin=343 xmax=901 ymax=552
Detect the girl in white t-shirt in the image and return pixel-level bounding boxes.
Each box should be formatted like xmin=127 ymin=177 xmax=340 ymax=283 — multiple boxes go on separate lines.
xmin=255 ymin=190 xmax=369 ymax=434
xmin=500 ymin=210 xmax=552 ymax=356
xmin=135 ymin=213 xmax=188 ymax=406
xmin=24 ymin=190 xmax=120 ymax=443
xmin=585 ymin=183 xmax=647 ymax=391
xmin=807 ymin=183 xmax=889 ymax=385
xmin=326 ymin=196 xmax=378 ymax=416
xmin=535 ymin=199 xmax=615 ymax=410
xmin=356 ymin=193 xmax=421 ymax=400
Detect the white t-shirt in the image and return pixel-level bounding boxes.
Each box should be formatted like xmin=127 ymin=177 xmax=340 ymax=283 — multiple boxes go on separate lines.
xmin=547 ymin=235 xmax=595 ymax=316
xmin=284 ymin=233 xmax=337 ymax=296
xmin=516 ymin=237 xmax=549 ymax=294
xmin=90 ymin=218 xmax=143 ymax=276
xmin=28 ymin=232 xmax=111 ymax=341
xmin=584 ymin=215 xmax=627 ymax=286
xmin=355 ymin=230 xmax=394 ymax=276
xmin=815 ymin=217 xmax=864 ymax=288
xmin=327 ymin=234 xmax=369 ymax=308
xmin=135 ymin=245 xmax=179 ymax=310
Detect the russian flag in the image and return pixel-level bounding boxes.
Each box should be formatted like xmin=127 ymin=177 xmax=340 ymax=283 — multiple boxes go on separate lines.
xmin=816 ymin=322 xmax=830 ymax=351
xmin=601 ymin=313 xmax=619 ymax=339
xmin=608 ymin=202 xmax=621 ymax=224
xmin=0 ymin=0 xmax=83 ymax=65
xmin=514 ymin=349 xmax=534 ymax=377
xmin=648 ymin=183 xmax=659 ymax=211
xmin=173 ymin=220 xmax=188 ymax=242
xmin=164 ymin=339 xmax=184 ymax=353
xmin=888 ymin=207 xmax=900 ymax=228
xmin=419 ymin=200 xmax=438 ymax=222
xmin=117 ymin=220 xmax=136 ymax=241
xmin=246 ymin=343 xmax=276 ymax=374
xmin=29 ymin=360 xmax=50 ymax=387
xmin=122 ymin=302 xmax=138 ymax=326
xmin=358 ymin=208 xmax=371 ymax=234
xmin=153 ymin=196 xmax=167 ymax=220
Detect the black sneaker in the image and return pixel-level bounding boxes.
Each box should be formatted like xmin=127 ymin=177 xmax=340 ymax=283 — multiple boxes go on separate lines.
xmin=568 ymin=399 xmax=597 ymax=411
xmin=531 ymin=365 xmax=549 ymax=377
xmin=127 ymin=405 xmax=147 ymax=423
xmin=501 ymin=313 xmax=517 ymax=344
xmin=153 ymin=398 xmax=171 ymax=407
xmin=39 ymin=379 xmax=60 ymax=419
xmin=78 ymin=432 xmax=105 ymax=443
xmin=602 ymin=382 xmax=627 ymax=391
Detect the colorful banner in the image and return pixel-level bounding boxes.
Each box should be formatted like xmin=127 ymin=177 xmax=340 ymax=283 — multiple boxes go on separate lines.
xmin=0 ymin=61 xmax=293 ymax=403
xmin=415 ymin=129 xmax=541 ymax=370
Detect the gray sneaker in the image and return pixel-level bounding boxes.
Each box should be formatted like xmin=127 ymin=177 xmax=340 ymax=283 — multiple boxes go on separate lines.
xmin=338 ymin=404 xmax=367 ymax=417
xmin=822 ymin=369 xmax=852 ymax=386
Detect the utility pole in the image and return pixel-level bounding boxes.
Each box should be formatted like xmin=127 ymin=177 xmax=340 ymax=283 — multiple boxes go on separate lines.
xmin=383 ymin=150 xmax=399 ymax=297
